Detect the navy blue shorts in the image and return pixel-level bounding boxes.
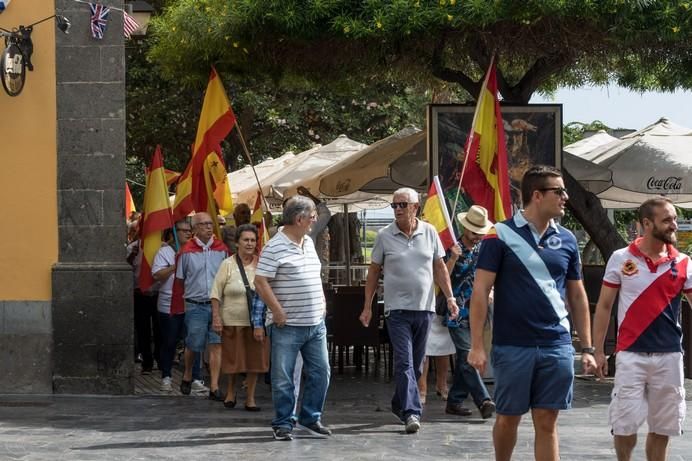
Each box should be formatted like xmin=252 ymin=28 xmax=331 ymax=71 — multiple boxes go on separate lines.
xmin=492 ymin=344 xmax=574 ymax=415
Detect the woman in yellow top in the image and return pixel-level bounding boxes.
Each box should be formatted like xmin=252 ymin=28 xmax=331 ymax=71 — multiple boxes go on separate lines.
xmin=211 ymin=224 xmax=269 ymax=410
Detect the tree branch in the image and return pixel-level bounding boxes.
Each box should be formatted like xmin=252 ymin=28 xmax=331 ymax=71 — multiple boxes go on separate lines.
xmin=430 ymin=35 xmax=482 ymax=99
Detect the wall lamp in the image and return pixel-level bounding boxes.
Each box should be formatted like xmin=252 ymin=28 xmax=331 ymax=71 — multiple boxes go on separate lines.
xmin=0 ymin=14 xmax=71 ymax=97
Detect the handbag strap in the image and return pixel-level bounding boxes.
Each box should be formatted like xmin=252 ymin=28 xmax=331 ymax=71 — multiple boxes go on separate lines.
xmin=235 ymin=254 xmax=254 ymax=318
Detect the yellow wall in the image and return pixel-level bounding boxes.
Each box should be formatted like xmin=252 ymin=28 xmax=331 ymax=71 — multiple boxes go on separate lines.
xmin=0 ymin=3 xmax=57 ymax=300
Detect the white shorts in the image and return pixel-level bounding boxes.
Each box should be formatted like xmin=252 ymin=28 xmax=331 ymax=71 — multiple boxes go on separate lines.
xmin=608 ymin=351 xmax=686 ymax=437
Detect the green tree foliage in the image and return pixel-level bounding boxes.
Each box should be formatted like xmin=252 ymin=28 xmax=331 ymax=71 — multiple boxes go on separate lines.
xmin=126 ymin=38 xmax=436 ymax=204
xmin=148 ymin=0 xmax=692 ymax=101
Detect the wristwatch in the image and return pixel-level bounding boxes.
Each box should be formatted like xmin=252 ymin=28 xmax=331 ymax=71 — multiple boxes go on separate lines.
xmin=581 ymin=346 xmax=596 ymax=354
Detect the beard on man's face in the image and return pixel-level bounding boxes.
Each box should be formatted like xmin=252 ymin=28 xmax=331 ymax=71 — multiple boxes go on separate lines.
xmin=652 ymin=225 xmax=676 ymax=245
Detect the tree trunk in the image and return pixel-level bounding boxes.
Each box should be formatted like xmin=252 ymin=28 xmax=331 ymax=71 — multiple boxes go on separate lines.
xmin=563 ymin=170 xmax=626 ymax=260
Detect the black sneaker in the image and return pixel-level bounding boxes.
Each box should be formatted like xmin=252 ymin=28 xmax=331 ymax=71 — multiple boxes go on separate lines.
xmin=479 ymin=399 xmax=496 ymax=419
xmin=272 ymin=427 xmax=293 ymax=441
xmin=297 ymin=421 xmax=332 ymax=437
xmin=208 ymin=388 xmax=224 ymax=401
xmin=180 ymin=380 xmax=192 ymax=395
xmin=391 ymin=404 xmax=404 ymax=424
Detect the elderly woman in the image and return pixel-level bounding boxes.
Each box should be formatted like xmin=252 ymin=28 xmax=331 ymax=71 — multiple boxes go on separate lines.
xmin=211 ymin=224 xmax=269 ymax=410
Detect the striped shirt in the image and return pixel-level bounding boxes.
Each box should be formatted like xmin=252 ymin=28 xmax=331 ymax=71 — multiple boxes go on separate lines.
xmin=256 ymin=230 xmax=325 ymax=326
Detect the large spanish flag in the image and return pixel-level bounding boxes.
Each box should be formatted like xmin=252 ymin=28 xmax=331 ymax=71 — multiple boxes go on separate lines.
xmin=422 ymin=176 xmax=456 ymax=250
xmin=139 ymin=145 xmax=174 ymax=292
xmin=172 ymin=67 xmax=236 ymax=227
xmin=460 ymin=61 xmax=511 ymax=223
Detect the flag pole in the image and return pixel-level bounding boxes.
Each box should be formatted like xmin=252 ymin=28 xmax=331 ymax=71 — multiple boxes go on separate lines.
xmin=234 ymin=124 xmax=271 ymax=234
xmin=452 ymin=54 xmax=496 ymax=216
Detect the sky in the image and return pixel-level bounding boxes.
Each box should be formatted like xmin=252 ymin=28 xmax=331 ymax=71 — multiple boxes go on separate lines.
xmin=532 ymin=87 xmax=692 ymax=130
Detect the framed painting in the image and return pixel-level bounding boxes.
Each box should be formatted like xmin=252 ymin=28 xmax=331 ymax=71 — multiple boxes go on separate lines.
xmin=428 ymin=103 xmax=563 ymax=217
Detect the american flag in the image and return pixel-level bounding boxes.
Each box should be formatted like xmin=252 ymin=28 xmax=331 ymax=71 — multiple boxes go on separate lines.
xmin=123 ymin=11 xmax=140 ymax=39
xmin=89 ymin=3 xmax=110 ymax=40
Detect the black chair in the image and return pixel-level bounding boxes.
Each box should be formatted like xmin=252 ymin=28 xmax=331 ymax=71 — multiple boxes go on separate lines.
xmin=330 ymin=286 xmax=384 ymax=374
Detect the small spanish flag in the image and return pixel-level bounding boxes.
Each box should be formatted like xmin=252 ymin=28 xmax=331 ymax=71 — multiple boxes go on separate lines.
xmin=422 ymin=176 xmax=456 ymax=250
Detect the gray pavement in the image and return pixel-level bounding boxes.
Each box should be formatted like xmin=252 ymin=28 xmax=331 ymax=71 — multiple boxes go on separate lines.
xmin=1 ymin=374 xmax=692 ymax=460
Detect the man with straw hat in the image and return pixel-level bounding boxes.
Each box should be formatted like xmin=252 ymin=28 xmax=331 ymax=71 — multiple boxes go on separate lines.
xmin=444 ymin=205 xmax=496 ymax=419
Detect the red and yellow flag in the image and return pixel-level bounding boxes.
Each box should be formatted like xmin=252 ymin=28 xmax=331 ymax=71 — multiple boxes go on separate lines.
xmin=125 ymin=182 xmax=136 ymax=220
xmin=164 ymin=168 xmax=181 ymax=186
xmin=139 ymin=145 xmax=174 ymax=292
xmin=250 ymin=191 xmax=269 ymax=251
xmin=422 ymin=176 xmax=456 ymax=250
xmin=172 ymin=67 xmax=237 ymax=229
xmin=460 ymin=61 xmax=511 ymax=223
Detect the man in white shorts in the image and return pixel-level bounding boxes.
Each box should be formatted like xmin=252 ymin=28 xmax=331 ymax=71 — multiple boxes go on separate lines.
xmin=592 ymin=197 xmax=692 ymax=461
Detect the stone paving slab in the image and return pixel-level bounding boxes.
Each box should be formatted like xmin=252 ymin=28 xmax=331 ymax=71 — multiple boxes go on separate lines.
xmin=1 ymin=376 xmax=691 ymax=460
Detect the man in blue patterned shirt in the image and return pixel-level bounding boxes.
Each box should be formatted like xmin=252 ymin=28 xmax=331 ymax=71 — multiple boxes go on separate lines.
xmin=444 ymin=205 xmax=496 ymax=419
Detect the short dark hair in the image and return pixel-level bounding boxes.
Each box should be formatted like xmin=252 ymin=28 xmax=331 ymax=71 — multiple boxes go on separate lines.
xmin=235 ymin=223 xmax=258 ymax=242
xmin=520 ymin=165 xmax=563 ymax=206
xmin=638 ymin=197 xmax=674 ymax=225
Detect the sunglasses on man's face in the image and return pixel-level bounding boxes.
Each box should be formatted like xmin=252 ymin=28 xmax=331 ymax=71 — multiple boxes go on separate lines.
xmin=539 ymin=187 xmax=568 ymax=197
xmin=390 ymin=202 xmax=410 ymax=209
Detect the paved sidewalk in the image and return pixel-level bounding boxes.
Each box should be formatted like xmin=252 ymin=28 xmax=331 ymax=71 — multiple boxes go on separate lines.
xmin=1 ymin=375 xmax=691 ymax=460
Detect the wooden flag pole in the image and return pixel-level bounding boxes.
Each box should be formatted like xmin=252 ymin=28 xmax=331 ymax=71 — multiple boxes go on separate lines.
xmin=234 ymin=124 xmax=271 ymax=233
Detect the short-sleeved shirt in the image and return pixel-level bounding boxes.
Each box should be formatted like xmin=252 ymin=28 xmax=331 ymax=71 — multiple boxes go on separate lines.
xmin=255 ymin=230 xmax=325 ymax=326
xmin=372 ymin=218 xmax=445 ymax=313
xmin=603 ymin=238 xmax=692 ymax=353
xmin=477 ymin=212 xmax=581 ymax=347
xmin=152 ymin=244 xmax=175 ymax=314
xmin=210 ymin=257 xmax=254 ymax=327
xmin=446 ymin=241 xmax=481 ymax=321
xmin=175 ymin=237 xmax=228 ymax=302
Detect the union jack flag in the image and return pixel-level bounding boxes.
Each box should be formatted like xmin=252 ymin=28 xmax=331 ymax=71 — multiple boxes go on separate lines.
xmin=89 ymin=3 xmax=111 ymax=40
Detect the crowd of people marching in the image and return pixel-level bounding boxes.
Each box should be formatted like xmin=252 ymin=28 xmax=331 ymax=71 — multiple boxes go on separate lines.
xmin=125 ymin=166 xmax=691 ymax=460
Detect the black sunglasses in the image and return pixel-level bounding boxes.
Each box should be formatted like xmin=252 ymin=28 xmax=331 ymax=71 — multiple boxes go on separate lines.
xmin=390 ymin=202 xmax=410 ymax=209
xmin=539 ymin=187 xmax=568 ymax=196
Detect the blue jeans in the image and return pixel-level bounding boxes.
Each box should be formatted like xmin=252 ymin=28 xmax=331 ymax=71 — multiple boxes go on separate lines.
xmin=184 ymin=302 xmax=221 ymax=352
xmin=447 ymin=319 xmax=491 ymax=408
xmin=386 ymin=310 xmax=433 ymax=419
xmin=268 ymin=321 xmax=330 ymax=430
xmin=158 ymin=312 xmax=202 ymax=381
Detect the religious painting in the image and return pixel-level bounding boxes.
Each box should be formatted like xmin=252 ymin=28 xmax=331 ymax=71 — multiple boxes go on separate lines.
xmin=428 ymin=104 xmax=562 ymax=217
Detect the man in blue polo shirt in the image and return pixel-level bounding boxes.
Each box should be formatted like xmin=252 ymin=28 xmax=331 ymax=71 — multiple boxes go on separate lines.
xmin=468 ymin=165 xmax=597 ymax=461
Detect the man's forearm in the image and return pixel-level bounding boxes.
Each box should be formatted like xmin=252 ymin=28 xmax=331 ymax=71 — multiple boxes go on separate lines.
xmin=363 ymin=265 xmax=380 ymax=309
xmin=570 ymin=300 xmax=593 ymax=349
xmin=254 ymin=277 xmax=282 ymax=312
xmin=433 ymin=260 xmax=453 ymax=298
xmin=469 ymin=290 xmax=489 ymax=349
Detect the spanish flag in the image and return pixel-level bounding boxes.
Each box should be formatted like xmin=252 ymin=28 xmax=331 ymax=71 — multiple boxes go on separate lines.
xmin=422 ymin=176 xmax=456 ymax=251
xmin=125 ymin=182 xmax=136 ymax=220
xmin=139 ymin=145 xmax=174 ymax=292
xmin=172 ymin=67 xmax=237 ymax=230
xmin=460 ymin=60 xmax=511 ymax=223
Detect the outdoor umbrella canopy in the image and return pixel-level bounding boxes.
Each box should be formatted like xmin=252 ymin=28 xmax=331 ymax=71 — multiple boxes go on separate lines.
xmin=318 ymin=127 xmax=427 ymax=197
xmin=562 ymin=130 xmax=617 ymax=195
xmin=228 ymin=152 xmax=296 ymax=206
xmin=563 ymin=118 xmax=692 ymax=209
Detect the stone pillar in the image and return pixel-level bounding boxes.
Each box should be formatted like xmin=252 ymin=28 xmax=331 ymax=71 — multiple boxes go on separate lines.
xmin=52 ymin=0 xmax=133 ymax=394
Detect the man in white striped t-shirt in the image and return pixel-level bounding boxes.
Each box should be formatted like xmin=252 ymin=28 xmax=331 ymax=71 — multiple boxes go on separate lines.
xmin=254 ymin=195 xmax=331 ymax=441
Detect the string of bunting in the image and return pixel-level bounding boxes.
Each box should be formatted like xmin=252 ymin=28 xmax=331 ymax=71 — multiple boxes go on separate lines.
xmin=70 ymin=0 xmax=141 ymax=39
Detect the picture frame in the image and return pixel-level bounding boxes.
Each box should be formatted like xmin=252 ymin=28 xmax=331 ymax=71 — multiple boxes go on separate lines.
xmin=427 ymin=103 xmax=563 ymax=217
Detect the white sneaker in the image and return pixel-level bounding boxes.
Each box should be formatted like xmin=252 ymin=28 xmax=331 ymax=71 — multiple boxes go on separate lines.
xmin=160 ymin=376 xmax=172 ymax=392
xmin=191 ymin=379 xmax=208 ymax=393
xmin=405 ymin=415 xmax=421 ymax=434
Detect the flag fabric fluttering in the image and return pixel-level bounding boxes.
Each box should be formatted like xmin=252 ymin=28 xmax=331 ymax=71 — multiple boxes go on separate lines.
xmin=164 ymin=168 xmax=181 ymax=186
xmin=89 ymin=3 xmax=111 ymax=40
xmin=172 ymin=68 xmax=237 ymax=231
xmin=422 ymin=176 xmax=457 ymax=251
xmin=459 ymin=60 xmax=512 ymax=223
xmin=139 ymin=145 xmax=174 ymax=292
xmin=123 ymin=10 xmax=140 ymax=39
xmin=125 ymin=182 xmax=136 ymax=220
xmin=250 ymin=191 xmax=269 ymax=251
